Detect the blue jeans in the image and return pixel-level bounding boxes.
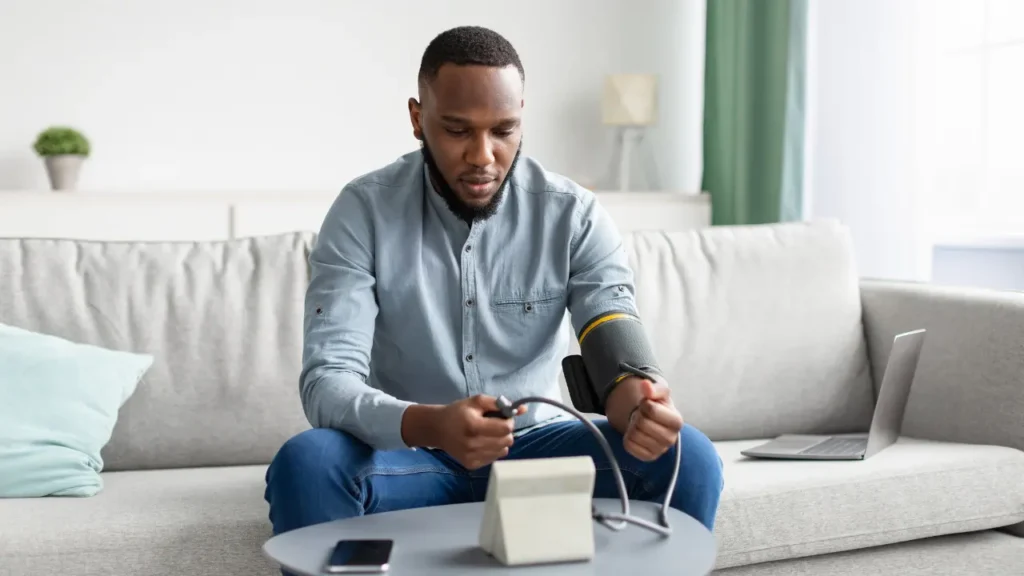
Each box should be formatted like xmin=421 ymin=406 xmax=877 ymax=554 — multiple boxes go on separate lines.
xmin=264 ymin=419 xmax=724 ymax=537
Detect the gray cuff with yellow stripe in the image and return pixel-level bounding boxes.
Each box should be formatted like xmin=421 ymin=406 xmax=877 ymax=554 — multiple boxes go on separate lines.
xmin=578 ymin=311 xmax=662 ymax=407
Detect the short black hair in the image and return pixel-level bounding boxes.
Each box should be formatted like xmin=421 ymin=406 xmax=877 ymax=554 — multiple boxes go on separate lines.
xmin=418 ymin=26 xmax=524 ymax=86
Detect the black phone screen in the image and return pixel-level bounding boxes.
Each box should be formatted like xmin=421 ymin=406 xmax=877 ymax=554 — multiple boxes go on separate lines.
xmin=327 ymin=539 xmax=394 ymax=569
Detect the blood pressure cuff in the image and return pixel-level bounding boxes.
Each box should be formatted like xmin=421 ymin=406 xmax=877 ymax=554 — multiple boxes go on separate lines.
xmin=562 ymin=312 xmax=661 ymax=415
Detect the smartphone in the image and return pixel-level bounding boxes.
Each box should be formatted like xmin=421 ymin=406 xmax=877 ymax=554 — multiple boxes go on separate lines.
xmin=323 ymin=539 xmax=394 ymax=574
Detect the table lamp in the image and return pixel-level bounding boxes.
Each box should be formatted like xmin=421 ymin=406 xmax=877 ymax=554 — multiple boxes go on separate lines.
xmin=602 ymin=74 xmax=660 ymax=192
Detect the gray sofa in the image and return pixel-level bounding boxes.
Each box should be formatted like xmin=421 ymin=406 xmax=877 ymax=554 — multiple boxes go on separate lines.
xmin=1 ymin=220 xmax=1022 ymax=575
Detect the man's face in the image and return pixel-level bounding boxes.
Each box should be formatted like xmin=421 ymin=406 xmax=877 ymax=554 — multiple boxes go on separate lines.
xmin=409 ymin=64 xmax=524 ymax=221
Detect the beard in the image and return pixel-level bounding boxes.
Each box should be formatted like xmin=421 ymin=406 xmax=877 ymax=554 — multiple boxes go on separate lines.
xmin=421 ymin=137 xmax=522 ymax=223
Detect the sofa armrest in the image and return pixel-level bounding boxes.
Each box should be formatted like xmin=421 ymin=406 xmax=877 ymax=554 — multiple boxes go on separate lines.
xmin=860 ymin=279 xmax=1024 ymax=452
xmin=861 ymin=280 xmax=1024 ymax=538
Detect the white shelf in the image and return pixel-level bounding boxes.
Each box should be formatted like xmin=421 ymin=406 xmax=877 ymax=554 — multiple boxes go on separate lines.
xmin=933 ymin=232 xmax=1024 ymax=251
xmin=0 ymin=189 xmax=710 ymax=242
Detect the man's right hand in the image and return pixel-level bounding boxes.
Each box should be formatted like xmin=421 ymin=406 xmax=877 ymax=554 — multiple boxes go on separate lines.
xmin=401 ymin=395 xmax=526 ymax=470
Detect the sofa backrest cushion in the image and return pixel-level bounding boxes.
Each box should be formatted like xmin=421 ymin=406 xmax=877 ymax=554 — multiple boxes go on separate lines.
xmin=618 ymin=220 xmax=876 ymax=441
xmin=0 ymin=233 xmax=314 ymax=471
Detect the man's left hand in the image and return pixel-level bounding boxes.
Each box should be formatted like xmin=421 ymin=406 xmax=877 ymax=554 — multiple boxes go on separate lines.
xmin=622 ymin=378 xmax=684 ymax=461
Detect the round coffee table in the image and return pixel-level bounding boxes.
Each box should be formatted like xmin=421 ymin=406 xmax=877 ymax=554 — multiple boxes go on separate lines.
xmin=263 ymin=498 xmax=717 ymax=575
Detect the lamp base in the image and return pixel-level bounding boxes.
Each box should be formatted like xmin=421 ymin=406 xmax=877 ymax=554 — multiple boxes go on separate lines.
xmin=607 ymin=127 xmax=661 ymax=192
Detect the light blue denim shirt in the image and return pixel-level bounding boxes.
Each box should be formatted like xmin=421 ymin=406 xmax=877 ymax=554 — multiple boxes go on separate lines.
xmin=300 ymin=150 xmax=641 ymax=451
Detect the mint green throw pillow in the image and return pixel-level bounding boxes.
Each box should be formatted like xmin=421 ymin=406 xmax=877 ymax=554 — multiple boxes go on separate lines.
xmin=0 ymin=323 xmax=152 ymax=497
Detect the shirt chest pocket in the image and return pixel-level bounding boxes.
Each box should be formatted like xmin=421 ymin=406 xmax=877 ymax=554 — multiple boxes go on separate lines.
xmin=485 ymin=288 xmax=569 ymax=355
xmin=490 ymin=289 xmax=566 ymax=315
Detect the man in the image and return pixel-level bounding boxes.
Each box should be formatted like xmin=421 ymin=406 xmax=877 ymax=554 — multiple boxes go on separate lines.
xmin=265 ymin=26 xmax=723 ymax=536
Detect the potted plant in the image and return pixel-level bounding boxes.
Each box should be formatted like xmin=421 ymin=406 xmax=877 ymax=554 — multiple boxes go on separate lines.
xmin=33 ymin=126 xmax=91 ymax=191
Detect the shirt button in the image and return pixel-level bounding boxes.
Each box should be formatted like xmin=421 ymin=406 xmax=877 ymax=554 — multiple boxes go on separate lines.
xmin=465 ymin=244 xmax=472 ymax=252
xmin=466 ymin=354 xmax=474 ymax=362
xmin=618 ymin=285 xmax=626 ymax=292
xmin=466 ymin=299 xmax=474 ymax=307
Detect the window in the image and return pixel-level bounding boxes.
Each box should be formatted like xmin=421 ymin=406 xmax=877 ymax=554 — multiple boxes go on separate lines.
xmin=928 ymin=0 xmax=1024 ymax=238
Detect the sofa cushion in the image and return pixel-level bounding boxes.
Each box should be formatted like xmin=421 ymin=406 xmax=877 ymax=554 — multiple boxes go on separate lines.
xmin=0 ymin=233 xmax=315 ymax=471
xmin=712 ymin=438 xmax=1024 ymax=569
xmin=618 ymin=220 xmax=876 ymax=441
xmin=0 ymin=466 xmax=277 ymax=576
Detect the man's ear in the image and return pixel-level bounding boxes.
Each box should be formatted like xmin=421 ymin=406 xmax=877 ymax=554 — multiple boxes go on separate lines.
xmin=408 ymin=97 xmax=423 ymax=141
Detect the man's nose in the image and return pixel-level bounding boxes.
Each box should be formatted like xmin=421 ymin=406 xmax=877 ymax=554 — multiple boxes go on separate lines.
xmin=465 ymin=133 xmax=495 ymax=167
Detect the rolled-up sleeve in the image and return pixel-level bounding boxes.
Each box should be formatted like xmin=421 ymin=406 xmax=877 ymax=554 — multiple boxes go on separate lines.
xmin=565 ymin=192 xmax=641 ymax=333
xmin=299 ymin=185 xmax=414 ymax=451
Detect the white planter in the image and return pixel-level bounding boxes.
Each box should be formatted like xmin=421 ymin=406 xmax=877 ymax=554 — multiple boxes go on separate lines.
xmin=44 ymin=154 xmax=85 ymax=191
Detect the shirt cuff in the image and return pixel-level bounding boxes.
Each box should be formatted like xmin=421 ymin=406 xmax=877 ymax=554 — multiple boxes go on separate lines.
xmin=365 ymin=396 xmax=417 ymax=451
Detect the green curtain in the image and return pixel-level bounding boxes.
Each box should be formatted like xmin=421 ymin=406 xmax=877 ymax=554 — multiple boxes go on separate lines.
xmin=702 ymin=0 xmax=808 ymax=226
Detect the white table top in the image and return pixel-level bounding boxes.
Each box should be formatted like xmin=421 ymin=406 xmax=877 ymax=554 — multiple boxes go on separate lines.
xmin=263 ymin=498 xmax=717 ymax=575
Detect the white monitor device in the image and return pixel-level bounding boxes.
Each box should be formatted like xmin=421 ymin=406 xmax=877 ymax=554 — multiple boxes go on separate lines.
xmin=479 ymin=455 xmax=596 ymax=566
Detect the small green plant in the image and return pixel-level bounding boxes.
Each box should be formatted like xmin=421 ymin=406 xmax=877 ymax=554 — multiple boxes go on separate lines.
xmin=33 ymin=126 xmax=90 ymax=157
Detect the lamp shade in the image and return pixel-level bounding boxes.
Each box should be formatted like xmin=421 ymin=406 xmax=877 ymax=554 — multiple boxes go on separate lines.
xmin=602 ymin=74 xmax=658 ymax=126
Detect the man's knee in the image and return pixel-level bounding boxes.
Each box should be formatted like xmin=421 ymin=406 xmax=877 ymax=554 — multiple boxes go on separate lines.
xmin=675 ymin=424 xmax=724 ymax=494
xmin=668 ymin=424 xmax=723 ymax=530
xmin=265 ymin=428 xmax=372 ymax=536
xmin=267 ymin=427 xmax=370 ymax=487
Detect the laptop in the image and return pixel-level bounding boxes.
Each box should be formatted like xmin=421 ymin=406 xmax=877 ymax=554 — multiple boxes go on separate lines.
xmin=740 ymin=328 xmax=926 ymax=461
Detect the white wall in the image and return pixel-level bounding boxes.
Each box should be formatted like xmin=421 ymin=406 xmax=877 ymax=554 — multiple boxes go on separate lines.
xmin=0 ymin=0 xmax=706 ymax=193
xmin=612 ymin=0 xmax=707 ymax=194
xmin=806 ymin=0 xmax=932 ymax=281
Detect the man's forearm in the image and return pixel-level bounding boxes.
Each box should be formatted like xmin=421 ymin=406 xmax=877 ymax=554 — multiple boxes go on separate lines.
xmin=400 ymin=403 xmax=444 ymax=448
xmin=300 ymin=367 xmax=415 ymax=451
xmin=574 ymin=310 xmax=662 ymax=426
xmin=605 ymin=376 xmax=648 ymax=434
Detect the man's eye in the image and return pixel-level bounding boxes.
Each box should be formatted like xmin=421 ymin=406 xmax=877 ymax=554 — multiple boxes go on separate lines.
xmin=445 ymin=128 xmax=467 ymax=136
xmin=494 ymin=129 xmax=515 ymax=137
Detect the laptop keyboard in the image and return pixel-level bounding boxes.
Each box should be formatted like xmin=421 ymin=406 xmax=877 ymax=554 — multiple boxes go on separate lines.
xmin=798 ymin=437 xmax=867 ymax=456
